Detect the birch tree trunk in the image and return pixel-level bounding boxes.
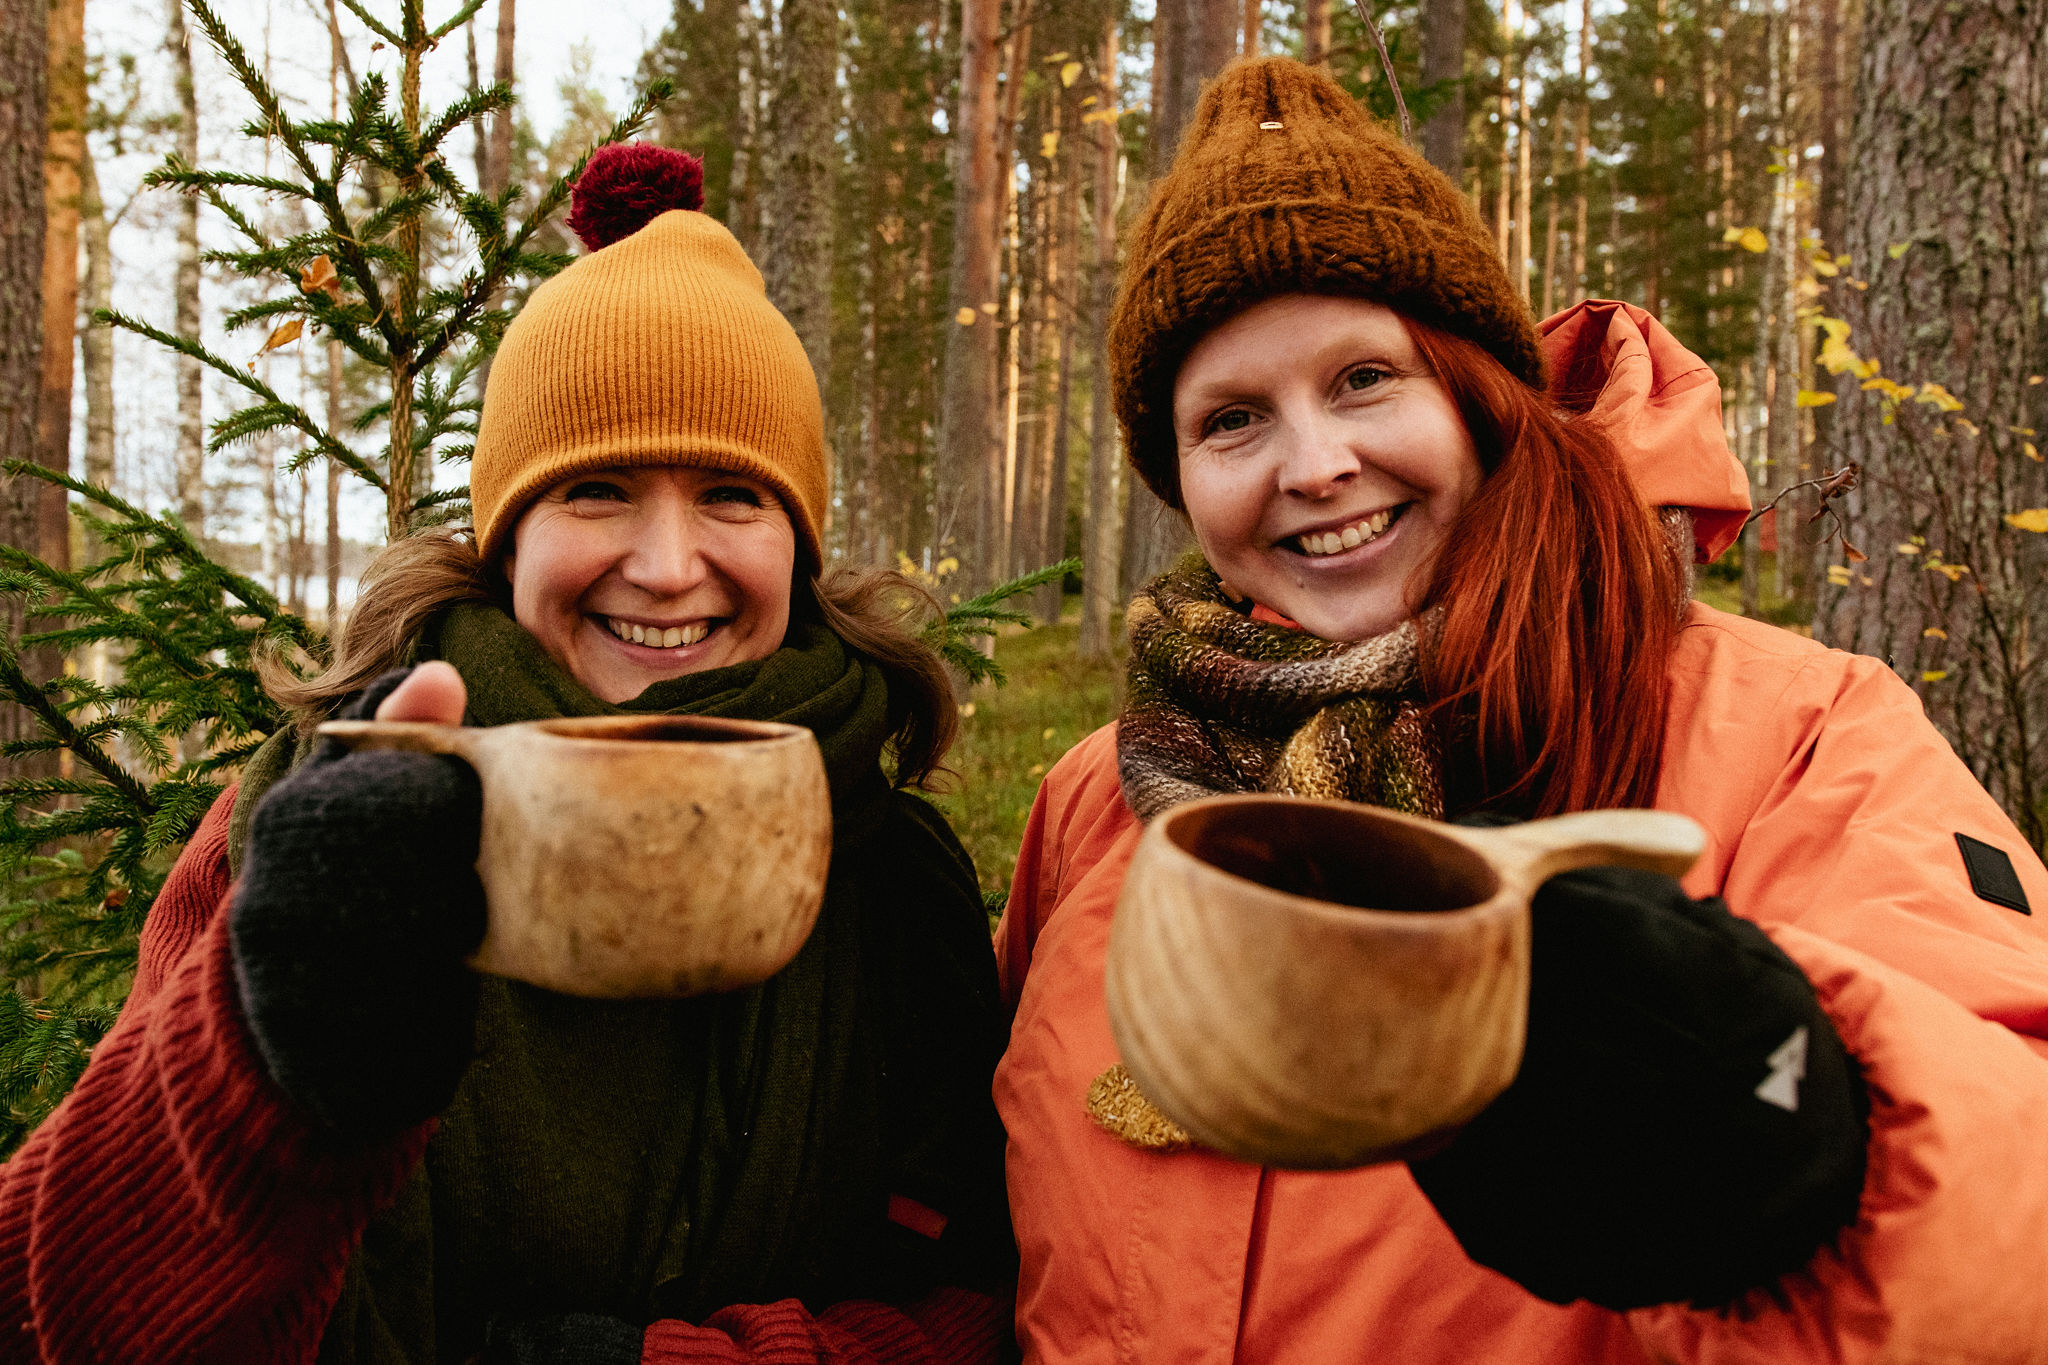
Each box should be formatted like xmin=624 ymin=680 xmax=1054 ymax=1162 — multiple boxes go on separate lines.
xmin=78 ymin=143 xmax=112 ymax=501
xmin=167 ymin=0 xmax=204 ymax=533
xmin=1814 ymin=0 xmax=2048 ymax=848
xmin=934 ymin=0 xmax=1001 ymax=581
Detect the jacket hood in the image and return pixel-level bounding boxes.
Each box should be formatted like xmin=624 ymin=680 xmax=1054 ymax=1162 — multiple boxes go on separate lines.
xmin=1539 ymin=300 xmax=1752 ymax=562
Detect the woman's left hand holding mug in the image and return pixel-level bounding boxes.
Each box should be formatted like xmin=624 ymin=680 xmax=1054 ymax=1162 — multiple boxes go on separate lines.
xmin=230 ymin=661 xmax=489 ymax=1142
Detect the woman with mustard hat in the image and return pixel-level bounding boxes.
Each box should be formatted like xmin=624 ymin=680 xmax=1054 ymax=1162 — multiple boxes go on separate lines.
xmin=996 ymin=57 xmax=2048 ymax=1362
xmin=0 ymin=145 xmax=1013 ymax=1364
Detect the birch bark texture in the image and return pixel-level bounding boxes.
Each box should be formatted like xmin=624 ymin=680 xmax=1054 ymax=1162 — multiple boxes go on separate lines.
xmin=167 ymin=0 xmax=204 ymax=532
xmin=1814 ymin=0 xmax=2048 ymax=848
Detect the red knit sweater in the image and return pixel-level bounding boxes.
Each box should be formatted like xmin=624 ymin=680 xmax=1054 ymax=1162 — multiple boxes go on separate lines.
xmin=0 ymin=792 xmax=1008 ymax=1364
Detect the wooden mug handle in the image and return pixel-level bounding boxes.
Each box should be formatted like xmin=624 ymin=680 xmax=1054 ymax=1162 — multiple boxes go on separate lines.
xmin=1453 ymin=809 xmax=1706 ymax=900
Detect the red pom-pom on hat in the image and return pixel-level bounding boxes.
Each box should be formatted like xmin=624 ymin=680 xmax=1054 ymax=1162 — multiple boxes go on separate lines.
xmin=567 ymin=143 xmax=706 ymax=252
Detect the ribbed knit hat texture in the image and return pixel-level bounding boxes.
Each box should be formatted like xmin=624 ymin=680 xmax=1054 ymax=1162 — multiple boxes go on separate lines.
xmin=1111 ymin=57 xmax=1545 ymax=507
xmin=472 ymin=149 xmax=827 ymax=568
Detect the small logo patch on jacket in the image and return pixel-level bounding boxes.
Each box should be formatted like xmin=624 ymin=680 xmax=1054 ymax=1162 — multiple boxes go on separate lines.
xmin=1957 ymin=833 xmax=2031 ymax=915
xmin=1755 ymin=1026 xmax=1807 ymax=1112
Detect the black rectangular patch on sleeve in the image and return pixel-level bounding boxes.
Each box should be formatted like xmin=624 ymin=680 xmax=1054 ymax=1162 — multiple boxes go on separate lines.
xmin=1957 ymin=833 xmax=2031 ymax=915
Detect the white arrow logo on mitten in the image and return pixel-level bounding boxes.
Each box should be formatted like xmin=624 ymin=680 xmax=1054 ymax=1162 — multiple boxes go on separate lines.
xmin=1755 ymin=1026 xmax=1808 ymax=1112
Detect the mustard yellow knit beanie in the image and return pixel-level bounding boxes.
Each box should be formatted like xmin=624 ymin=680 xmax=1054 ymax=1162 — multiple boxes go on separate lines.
xmin=471 ymin=144 xmax=828 ymax=568
xmin=1110 ymin=57 xmax=1544 ymax=507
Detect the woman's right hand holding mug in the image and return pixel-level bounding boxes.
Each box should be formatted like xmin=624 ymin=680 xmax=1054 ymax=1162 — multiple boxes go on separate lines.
xmin=230 ymin=662 xmax=488 ymax=1143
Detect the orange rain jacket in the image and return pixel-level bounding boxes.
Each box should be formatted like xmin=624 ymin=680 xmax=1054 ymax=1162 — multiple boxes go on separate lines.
xmin=993 ymin=302 xmax=2048 ymax=1364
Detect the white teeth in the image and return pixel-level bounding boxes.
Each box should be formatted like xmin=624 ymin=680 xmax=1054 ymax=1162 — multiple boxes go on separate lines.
xmin=605 ymin=616 xmax=712 ymax=648
xmin=1296 ymin=509 xmax=1399 ymax=558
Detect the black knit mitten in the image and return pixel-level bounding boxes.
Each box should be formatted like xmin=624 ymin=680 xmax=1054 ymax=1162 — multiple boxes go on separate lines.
xmin=1409 ymin=857 xmax=1870 ymax=1310
xmin=482 ymin=1314 xmax=644 ymax=1365
xmin=230 ymin=668 xmax=487 ymax=1142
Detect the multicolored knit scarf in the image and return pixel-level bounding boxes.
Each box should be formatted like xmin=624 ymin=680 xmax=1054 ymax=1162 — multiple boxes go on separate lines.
xmin=1116 ymin=554 xmax=1446 ymax=822
xmin=1094 ymin=555 xmax=1447 ymax=1152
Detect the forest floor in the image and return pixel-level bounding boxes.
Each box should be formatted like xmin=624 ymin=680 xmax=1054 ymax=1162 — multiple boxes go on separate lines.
xmin=929 ymin=598 xmax=1123 ymax=904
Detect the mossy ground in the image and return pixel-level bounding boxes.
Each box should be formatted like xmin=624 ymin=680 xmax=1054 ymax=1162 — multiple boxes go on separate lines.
xmin=927 ymin=599 xmax=1124 ymax=902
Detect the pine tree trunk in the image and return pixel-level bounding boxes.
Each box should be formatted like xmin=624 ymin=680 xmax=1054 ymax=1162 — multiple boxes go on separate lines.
xmin=1035 ymin=101 xmax=1082 ymax=625
xmin=1 ymin=0 xmax=48 ymax=762
xmin=1121 ymin=0 xmax=1230 ymax=597
xmin=1420 ymin=0 xmax=1465 ymax=177
xmin=488 ymin=0 xmax=516 ymax=197
xmin=39 ymin=0 xmax=82 ymax=572
xmin=1573 ymin=0 xmax=1589 ymax=297
xmin=1814 ymin=0 xmax=2048 ymax=849
xmin=167 ymin=0 xmax=204 ymax=533
xmin=326 ymin=0 xmax=343 ymax=624
xmin=1077 ymin=20 xmax=1124 ymax=661
xmin=935 ymin=0 xmax=1001 ymax=582
xmin=762 ymin=0 xmax=837 ymax=410
xmin=698 ymin=0 xmax=742 ymax=221
xmin=1302 ymin=0 xmax=1331 ymax=66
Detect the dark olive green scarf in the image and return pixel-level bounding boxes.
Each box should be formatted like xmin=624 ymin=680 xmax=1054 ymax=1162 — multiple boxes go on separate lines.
xmin=237 ymin=603 xmax=1007 ymax=1364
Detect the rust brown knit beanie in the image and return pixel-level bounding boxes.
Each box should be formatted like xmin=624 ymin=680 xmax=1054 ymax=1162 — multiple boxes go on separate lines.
xmin=1110 ymin=57 xmax=1544 ymax=507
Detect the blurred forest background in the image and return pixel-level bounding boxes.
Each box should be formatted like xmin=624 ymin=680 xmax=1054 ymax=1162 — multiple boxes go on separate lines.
xmin=0 ymin=0 xmax=2042 ymax=1144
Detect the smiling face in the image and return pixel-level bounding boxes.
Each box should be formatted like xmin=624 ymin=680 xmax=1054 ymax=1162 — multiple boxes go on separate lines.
xmin=503 ymin=465 xmax=796 ymax=703
xmin=1172 ymin=294 xmax=1485 ymax=642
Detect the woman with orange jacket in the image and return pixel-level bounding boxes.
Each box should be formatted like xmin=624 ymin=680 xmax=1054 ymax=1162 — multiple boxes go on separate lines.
xmin=995 ymin=56 xmax=2048 ymax=1364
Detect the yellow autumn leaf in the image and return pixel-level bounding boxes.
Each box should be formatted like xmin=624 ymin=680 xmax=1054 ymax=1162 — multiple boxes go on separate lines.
xmin=2027 ymin=442 xmax=2042 ymax=462
xmin=1040 ymin=131 xmax=1060 ymax=159
xmin=1795 ymin=389 xmax=1836 ymax=408
xmin=1895 ymin=543 xmax=1920 ymax=555
xmin=2032 ymin=375 xmax=2045 ymax=386
xmin=1915 ymin=382 xmax=1965 ymax=412
xmin=1043 ymin=50 xmax=1070 ymax=62
xmin=249 ymin=317 xmax=304 ymax=370
xmin=1722 ymin=226 xmax=1769 ymax=253
xmin=1060 ymin=60 xmax=1084 ymax=88
xmin=1886 ymin=242 xmax=1911 ymax=259
xmin=1809 ymin=254 xmax=1839 ymax=278
xmin=958 ymin=701 xmax=976 ymax=719
xmin=1923 ymin=670 xmax=1949 ymax=682
xmin=2004 ymin=508 xmax=2048 ymax=533
xmin=1042 ymin=727 xmax=1057 ymax=741
xmin=1826 ymin=565 xmax=1854 ymax=585
xmin=955 ymin=307 xmax=978 ymax=326
xmin=979 ymin=300 xmax=999 ymax=315
xmin=1956 ymin=417 xmax=1980 ymax=436
xmin=1923 ymin=627 xmax=1949 ymax=639
xmin=934 ymin=556 xmax=959 ymax=576
xmin=1082 ymin=107 xmax=1123 ymax=125
xmin=1843 ymin=541 xmax=1869 ymax=564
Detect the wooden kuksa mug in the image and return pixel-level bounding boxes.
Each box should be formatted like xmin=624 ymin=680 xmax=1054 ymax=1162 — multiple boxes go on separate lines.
xmin=1105 ymin=795 xmax=1705 ymax=1169
xmin=317 ymin=714 xmax=833 ymax=999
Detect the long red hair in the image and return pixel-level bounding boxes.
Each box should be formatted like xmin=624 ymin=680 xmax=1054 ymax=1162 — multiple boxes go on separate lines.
xmin=1406 ymin=321 xmax=1683 ymax=817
